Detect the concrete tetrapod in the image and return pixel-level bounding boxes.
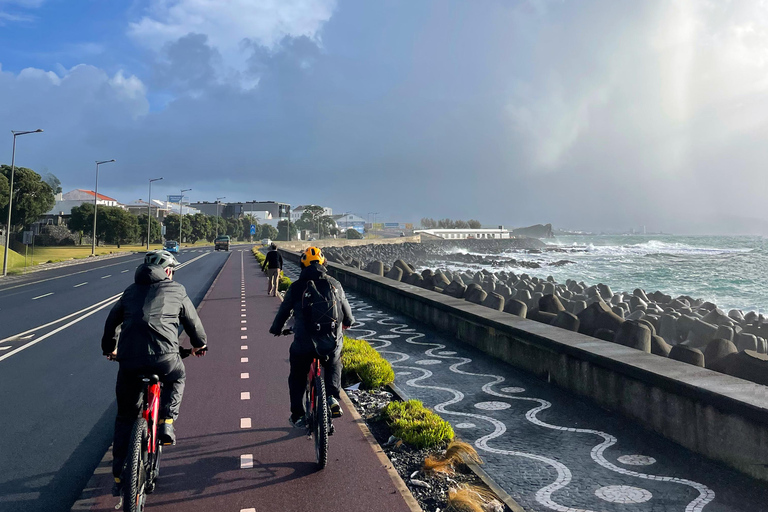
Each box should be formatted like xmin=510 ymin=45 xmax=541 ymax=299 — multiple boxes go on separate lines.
xmin=385 ymin=266 xmax=404 ymax=282
xmin=651 ymin=335 xmax=672 ymax=357
xmin=481 ymin=292 xmax=505 ymax=311
xmin=613 ymin=321 xmax=652 ymax=352
xmin=464 ymin=284 xmax=487 ymax=305
xmin=552 ymin=311 xmax=580 ymax=332
xmin=704 ymin=338 xmax=739 ymax=372
xmin=503 ymin=299 xmax=527 ymax=318
xmin=720 ymin=350 xmax=768 ymax=386
xmin=668 ymin=345 xmax=706 ymax=367
xmin=442 ymin=281 xmax=467 ymax=299
xmin=538 ymin=294 xmax=565 ymax=314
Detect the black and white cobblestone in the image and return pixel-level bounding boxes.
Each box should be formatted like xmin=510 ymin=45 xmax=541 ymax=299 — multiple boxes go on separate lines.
xmin=282 ymin=262 xmax=768 ymax=512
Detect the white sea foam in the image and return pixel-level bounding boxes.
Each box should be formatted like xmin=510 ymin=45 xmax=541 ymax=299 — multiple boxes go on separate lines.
xmin=581 ymin=240 xmax=751 ymax=257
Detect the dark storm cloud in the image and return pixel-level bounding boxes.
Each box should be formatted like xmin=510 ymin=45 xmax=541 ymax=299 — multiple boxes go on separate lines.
xmin=2 ymin=0 xmax=768 ymax=233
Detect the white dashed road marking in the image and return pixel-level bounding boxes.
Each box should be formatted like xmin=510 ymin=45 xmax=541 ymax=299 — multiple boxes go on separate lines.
xmin=240 ymin=418 xmax=251 ymax=428
xmin=73 ymin=282 xmax=88 ymax=288
xmin=240 ymin=454 xmax=253 ymax=469
xmin=101 ymin=275 xmax=111 ymax=279
xmin=241 ymin=345 xmax=247 ymax=350
xmin=241 ymin=357 xmax=248 ymax=363
xmin=241 ymin=392 xmax=250 ymax=400
xmin=32 ymin=293 xmax=53 ymax=300
xmin=240 ymin=373 xmax=249 ymax=379
xmin=121 ymin=269 xmax=130 ymax=273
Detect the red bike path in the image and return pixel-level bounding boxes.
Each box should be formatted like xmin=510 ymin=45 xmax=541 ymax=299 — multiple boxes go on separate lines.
xmin=73 ymin=249 xmax=417 ymax=512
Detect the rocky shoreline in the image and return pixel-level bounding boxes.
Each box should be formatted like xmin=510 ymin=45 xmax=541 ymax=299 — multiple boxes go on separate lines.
xmin=325 ymin=242 xmax=768 ymax=389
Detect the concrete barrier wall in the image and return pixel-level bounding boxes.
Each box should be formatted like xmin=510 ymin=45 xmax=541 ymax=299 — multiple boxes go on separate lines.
xmin=276 ymin=235 xmax=420 ymax=252
xmin=279 ymin=248 xmax=768 ymax=481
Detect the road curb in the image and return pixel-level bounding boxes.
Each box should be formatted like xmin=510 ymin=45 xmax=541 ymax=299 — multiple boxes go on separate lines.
xmin=69 ymin=249 xmax=234 ymax=511
xmin=339 ymin=390 xmax=423 ymax=512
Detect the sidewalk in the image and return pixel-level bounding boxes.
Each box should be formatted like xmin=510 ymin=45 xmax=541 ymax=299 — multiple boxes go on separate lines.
xmin=74 ymin=248 xmax=416 ymax=512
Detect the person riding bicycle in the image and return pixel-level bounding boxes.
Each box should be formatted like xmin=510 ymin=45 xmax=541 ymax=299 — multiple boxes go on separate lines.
xmin=269 ymin=247 xmax=354 ymax=427
xmin=101 ymin=249 xmax=208 ymax=495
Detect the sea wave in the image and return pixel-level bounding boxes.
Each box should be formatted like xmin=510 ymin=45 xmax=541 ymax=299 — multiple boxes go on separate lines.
xmin=581 ymin=240 xmax=752 ymax=257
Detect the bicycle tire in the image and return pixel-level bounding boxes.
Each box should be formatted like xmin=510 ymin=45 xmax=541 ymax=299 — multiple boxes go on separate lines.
xmin=313 ymin=375 xmax=329 ymax=469
xmin=123 ymin=418 xmax=149 ymax=512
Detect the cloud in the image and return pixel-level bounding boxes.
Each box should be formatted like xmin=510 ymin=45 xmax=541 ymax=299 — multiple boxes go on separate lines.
xmin=129 ymin=0 xmax=336 ymax=87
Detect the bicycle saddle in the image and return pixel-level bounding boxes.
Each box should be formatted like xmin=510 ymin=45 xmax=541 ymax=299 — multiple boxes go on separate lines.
xmin=141 ymin=374 xmax=161 ymax=384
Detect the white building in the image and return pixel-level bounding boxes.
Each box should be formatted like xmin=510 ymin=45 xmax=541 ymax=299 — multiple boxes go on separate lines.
xmin=414 ymin=228 xmax=512 ymax=240
xmin=62 ymin=189 xmax=121 ymax=207
xmin=332 ymin=213 xmax=366 ymax=234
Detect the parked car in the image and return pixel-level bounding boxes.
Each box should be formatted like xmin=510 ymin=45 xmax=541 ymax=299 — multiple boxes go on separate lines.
xmin=214 ymin=235 xmax=231 ymax=251
xmin=261 ymin=238 xmax=272 ymax=246
xmin=164 ymin=240 xmax=179 ymax=254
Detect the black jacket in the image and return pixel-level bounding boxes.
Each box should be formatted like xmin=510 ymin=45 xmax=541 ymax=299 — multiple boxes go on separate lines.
xmin=269 ymin=264 xmax=354 ymax=355
xmin=101 ymin=264 xmax=208 ymax=361
xmin=262 ymin=250 xmax=283 ymax=271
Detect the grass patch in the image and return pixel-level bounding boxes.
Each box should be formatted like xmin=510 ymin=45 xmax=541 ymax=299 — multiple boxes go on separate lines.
xmin=341 ymin=336 xmax=395 ymax=389
xmin=383 ymin=399 xmax=454 ymax=449
xmin=252 ymin=247 xmax=266 ymax=265
xmin=0 ymin=245 xmax=26 ymax=269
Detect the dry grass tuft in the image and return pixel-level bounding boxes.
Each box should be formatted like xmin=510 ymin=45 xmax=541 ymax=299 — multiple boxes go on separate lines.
xmin=447 ymin=484 xmax=498 ymax=512
xmin=423 ymin=440 xmax=482 ymax=475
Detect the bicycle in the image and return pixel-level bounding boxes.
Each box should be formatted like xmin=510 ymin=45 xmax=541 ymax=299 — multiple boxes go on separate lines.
xmin=281 ymin=328 xmax=333 ymax=469
xmin=115 ymin=346 xmax=205 ymax=512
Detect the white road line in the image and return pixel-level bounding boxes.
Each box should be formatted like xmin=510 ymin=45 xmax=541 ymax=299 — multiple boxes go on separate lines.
xmin=240 ymin=335 xmax=247 ymax=340
xmin=0 ymin=257 xmax=142 ymax=292
xmin=241 ymin=327 xmax=247 ymax=331
xmin=241 ymin=357 xmax=248 ymax=363
xmin=241 ymin=392 xmax=250 ymax=400
xmin=101 ymin=275 xmax=112 ymax=279
xmin=241 ymin=508 xmax=256 ymax=512
xmin=73 ymin=282 xmax=88 ymax=288
xmin=241 ymin=309 xmax=246 ymax=312
xmin=240 ymin=373 xmax=249 ymax=379
xmin=0 ymin=347 xmax=10 ymax=351
xmin=241 ymin=314 xmax=246 ymax=317
xmin=241 ymin=345 xmax=247 ymax=350
xmin=241 ymin=320 xmax=247 ymax=324
xmin=240 ymin=454 xmax=253 ymax=469
xmin=0 ymin=296 xmax=121 ymax=363
xmin=240 ymin=418 xmax=251 ymax=428
xmin=121 ymin=269 xmax=130 ymax=273
xmin=32 ymin=293 xmax=54 ymax=300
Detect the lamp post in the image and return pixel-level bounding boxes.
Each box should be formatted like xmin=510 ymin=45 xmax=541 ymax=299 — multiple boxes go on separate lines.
xmin=91 ymin=159 xmax=115 ymax=256
xmin=215 ymin=196 xmax=226 ymax=238
xmin=2 ymin=129 xmax=43 ymax=277
xmin=147 ymin=177 xmax=163 ymax=250
xmin=179 ymin=188 xmax=191 ymax=245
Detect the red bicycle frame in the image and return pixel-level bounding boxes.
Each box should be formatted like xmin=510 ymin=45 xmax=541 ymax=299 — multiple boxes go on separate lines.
xmin=144 ymin=381 xmax=161 ymax=455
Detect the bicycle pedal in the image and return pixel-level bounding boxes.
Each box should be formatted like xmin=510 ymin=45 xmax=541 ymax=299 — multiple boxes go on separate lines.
xmin=114 ymin=497 xmax=123 ymax=510
xmin=329 ymin=425 xmax=335 ymax=436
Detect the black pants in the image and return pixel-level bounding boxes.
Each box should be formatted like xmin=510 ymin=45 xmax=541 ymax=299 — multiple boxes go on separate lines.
xmin=112 ymin=354 xmax=186 ymax=478
xmin=288 ymin=349 xmax=342 ymax=419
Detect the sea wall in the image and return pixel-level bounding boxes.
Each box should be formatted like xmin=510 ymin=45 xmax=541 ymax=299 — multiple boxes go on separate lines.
xmin=279 ymin=248 xmax=768 ymax=481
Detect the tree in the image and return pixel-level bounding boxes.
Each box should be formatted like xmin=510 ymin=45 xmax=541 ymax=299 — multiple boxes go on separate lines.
xmin=43 ymin=172 xmax=62 ymax=194
xmin=0 ymin=165 xmax=55 ymax=232
xmin=98 ymin=207 xmax=139 ymax=247
xmin=276 ymin=219 xmax=297 ymax=241
xmin=68 ymin=203 xmax=94 ymax=244
xmin=163 ymin=213 xmax=192 ymax=242
xmin=467 ymin=219 xmax=482 ymax=229
xmin=420 ymin=217 xmax=437 ymax=228
xmin=137 ymin=214 xmax=163 ymax=245
xmin=209 ymin=216 xmax=227 ymax=241
xmin=0 ymin=174 xmax=8 ymax=211
xmin=187 ymin=213 xmax=212 ymax=244
xmin=260 ymin=224 xmax=278 ymax=241
xmin=437 ymin=218 xmax=456 ymax=229
xmin=346 ymin=228 xmax=363 ymax=239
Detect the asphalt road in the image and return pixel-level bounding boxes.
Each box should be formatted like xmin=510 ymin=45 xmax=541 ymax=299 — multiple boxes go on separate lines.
xmin=0 ymin=246 xmax=238 ymax=512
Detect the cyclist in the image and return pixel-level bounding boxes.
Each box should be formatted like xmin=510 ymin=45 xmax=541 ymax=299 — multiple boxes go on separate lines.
xmin=262 ymin=243 xmax=283 ymax=296
xmin=101 ymin=249 xmax=208 ymax=496
xmin=269 ymin=247 xmax=354 ymax=427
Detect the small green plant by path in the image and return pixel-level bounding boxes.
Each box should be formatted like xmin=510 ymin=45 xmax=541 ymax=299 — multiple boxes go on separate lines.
xmin=383 ymin=399 xmax=454 ymax=449
xmin=251 ymin=247 xmax=266 ymax=265
xmin=278 ymin=273 xmax=292 ymax=292
xmin=341 ymin=336 xmax=395 ymax=389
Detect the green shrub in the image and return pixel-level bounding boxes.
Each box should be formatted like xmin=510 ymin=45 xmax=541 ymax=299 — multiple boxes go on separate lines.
xmin=341 ymin=336 xmax=395 ymax=389
xmin=278 ymin=274 xmax=292 ymax=292
xmin=384 ymin=399 xmax=454 ymax=448
xmin=252 ymin=247 xmax=266 ymax=265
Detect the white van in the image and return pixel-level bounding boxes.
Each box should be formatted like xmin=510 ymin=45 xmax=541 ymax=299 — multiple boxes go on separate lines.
xmin=261 ymin=238 xmax=272 ymax=246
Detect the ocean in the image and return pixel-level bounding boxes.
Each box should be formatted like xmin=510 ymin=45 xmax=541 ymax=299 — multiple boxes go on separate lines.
xmin=437 ymin=235 xmax=768 ymax=315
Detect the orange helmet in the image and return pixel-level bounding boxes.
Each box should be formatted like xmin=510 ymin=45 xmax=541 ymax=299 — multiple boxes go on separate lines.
xmin=300 ymin=246 xmax=326 ymax=267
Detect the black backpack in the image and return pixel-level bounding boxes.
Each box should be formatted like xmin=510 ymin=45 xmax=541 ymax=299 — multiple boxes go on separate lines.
xmin=301 ymin=278 xmax=342 ymax=358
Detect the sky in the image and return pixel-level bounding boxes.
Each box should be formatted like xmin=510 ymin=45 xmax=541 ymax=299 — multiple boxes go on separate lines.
xmin=1 ymin=0 xmax=768 ymax=234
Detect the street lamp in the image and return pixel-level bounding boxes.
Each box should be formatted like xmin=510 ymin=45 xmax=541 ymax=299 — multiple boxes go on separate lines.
xmin=215 ymin=196 xmax=226 ymax=238
xmin=147 ymin=178 xmax=163 ymax=250
xmin=179 ymin=188 xmax=191 ymax=245
xmin=2 ymin=129 xmax=43 ymax=277
xmin=91 ymin=159 xmax=115 ymax=256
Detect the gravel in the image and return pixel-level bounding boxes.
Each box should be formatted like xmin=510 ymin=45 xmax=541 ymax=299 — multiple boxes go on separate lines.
xmin=346 ymin=388 xmax=511 ymax=512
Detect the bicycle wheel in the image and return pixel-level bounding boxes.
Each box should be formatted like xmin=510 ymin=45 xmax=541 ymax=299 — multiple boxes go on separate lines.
xmin=313 ymin=375 xmax=329 ymax=469
xmin=123 ymin=418 xmax=149 ymax=512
